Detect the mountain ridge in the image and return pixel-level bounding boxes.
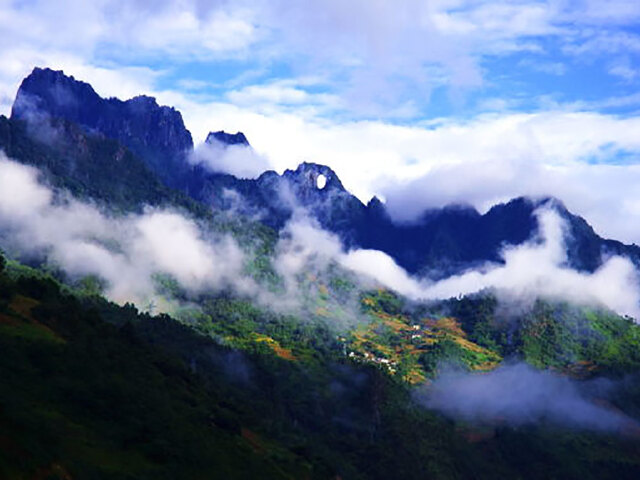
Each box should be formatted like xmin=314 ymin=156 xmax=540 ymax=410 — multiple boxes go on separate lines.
xmin=8 ymin=66 xmax=640 ymax=278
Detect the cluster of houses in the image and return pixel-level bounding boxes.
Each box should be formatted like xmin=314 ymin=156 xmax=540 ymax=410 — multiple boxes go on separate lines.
xmin=348 ymin=350 xmax=398 ymax=374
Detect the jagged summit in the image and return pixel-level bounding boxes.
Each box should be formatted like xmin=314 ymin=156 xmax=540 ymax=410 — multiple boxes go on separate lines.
xmin=367 ymin=196 xmax=384 ymax=207
xmin=206 ymin=130 xmax=250 ymax=146
xmin=11 ymin=67 xmax=99 ymax=122
xmin=282 ymin=162 xmax=346 ymax=192
xmin=247 ymin=162 xmax=356 ymax=230
xmin=12 ymin=68 xmax=188 ymax=136
xmin=11 ymin=67 xmax=193 ymax=187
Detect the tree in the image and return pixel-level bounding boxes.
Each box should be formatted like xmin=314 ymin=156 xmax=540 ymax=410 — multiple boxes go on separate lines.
xmin=0 ymin=252 xmax=5 ymax=274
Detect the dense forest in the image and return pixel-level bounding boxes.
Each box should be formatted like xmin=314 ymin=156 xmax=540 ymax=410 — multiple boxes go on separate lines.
xmin=2 ymin=253 xmax=640 ymax=479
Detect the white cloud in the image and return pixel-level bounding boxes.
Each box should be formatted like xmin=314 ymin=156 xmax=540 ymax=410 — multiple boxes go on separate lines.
xmin=226 ymin=81 xmax=341 ymax=114
xmin=569 ymin=0 xmax=640 ymax=26
xmin=608 ymin=58 xmax=640 ymax=81
xmin=273 ymin=209 xmax=640 ymax=319
xmin=0 ymin=0 xmax=638 ymax=117
xmin=338 ymin=208 xmax=640 ymax=319
xmin=519 ymin=58 xmax=567 ymax=75
xmin=564 ymin=30 xmax=640 ymax=56
xmin=0 ymin=0 xmax=258 ymax=60
xmin=0 ymin=153 xmax=248 ymax=307
xmin=0 ymin=159 xmax=52 ymax=216
xmin=190 ymin=140 xmax=270 ymax=179
xmin=432 ymin=1 xmax=563 ymax=39
xmin=110 ymin=3 xmax=258 ymax=58
xmin=340 ymin=249 xmax=423 ymax=297
xmin=0 ymin=154 xmax=361 ymax=322
xmin=155 ymin=102 xmax=640 ymax=246
xmin=0 ymin=0 xmax=624 ymax=119
xmin=275 ymin=216 xmax=343 ymax=280
xmin=2 ymin=150 xmax=639 ymax=322
xmin=0 ymin=0 xmax=640 ymax=256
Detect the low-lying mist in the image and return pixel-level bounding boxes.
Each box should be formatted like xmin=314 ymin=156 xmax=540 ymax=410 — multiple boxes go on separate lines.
xmin=338 ymin=208 xmax=640 ymax=319
xmin=0 ymin=153 xmax=366 ymax=326
xmin=416 ymin=362 xmax=640 ymax=434
xmin=190 ymin=137 xmax=270 ymax=179
xmin=2 ymin=149 xmax=639 ymax=327
xmin=0 ymin=153 xmax=250 ymax=307
xmin=4 ymin=150 xmax=640 ymax=437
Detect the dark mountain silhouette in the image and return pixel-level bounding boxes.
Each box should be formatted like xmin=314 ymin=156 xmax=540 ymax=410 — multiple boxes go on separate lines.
xmin=12 ymin=67 xmax=193 ymax=189
xmin=207 ymin=130 xmax=250 ymax=146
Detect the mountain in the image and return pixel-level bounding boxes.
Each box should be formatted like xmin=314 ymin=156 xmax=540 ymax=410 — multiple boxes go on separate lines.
xmin=2 ymin=67 xmax=640 ymax=479
xmin=11 ymin=67 xmax=640 ymax=279
xmin=0 ymin=264 xmax=319 ymax=479
xmin=248 ymin=164 xmax=640 ymax=277
xmin=12 ymin=67 xmax=193 ymax=188
xmin=207 ymin=130 xmax=250 ymax=146
xmin=0 ymin=113 xmax=212 ymax=216
xmin=347 ymin=195 xmax=640 ymax=277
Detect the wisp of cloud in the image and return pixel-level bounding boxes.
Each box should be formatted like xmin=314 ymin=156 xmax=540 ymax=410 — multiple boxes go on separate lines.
xmin=416 ymin=362 xmax=639 ymax=434
xmin=0 ymin=153 xmax=250 ymax=309
xmin=190 ymin=136 xmax=270 ymax=179
xmin=338 ymin=208 xmax=640 ymax=319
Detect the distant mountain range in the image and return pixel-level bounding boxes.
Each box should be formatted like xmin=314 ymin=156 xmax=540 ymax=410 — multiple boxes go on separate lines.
xmin=8 ymin=67 xmax=640 ymax=278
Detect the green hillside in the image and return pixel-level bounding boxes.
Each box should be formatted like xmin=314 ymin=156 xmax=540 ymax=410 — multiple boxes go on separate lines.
xmin=2 ymin=253 xmax=640 ymax=479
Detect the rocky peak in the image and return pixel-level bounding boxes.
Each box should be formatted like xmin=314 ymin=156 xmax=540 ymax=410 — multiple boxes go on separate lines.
xmin=483 ymin=196 xmax=569 ymax=230
xmin=12 ymin=67 xmax=102 ymax=125
xmin=366 ymin=195 xmax=388 ymax=214
xmin=282 ymin=162 xmax=346 ymax=193
xmin=127 ymin=95 xmax=159 ymax=107
xmin=11 ymin=67 xmax=193 ymax=187
xmin=206 ymin=130 xmax=250 ymax=147
xmin=367 ymin=196 xmax=384 ymax=208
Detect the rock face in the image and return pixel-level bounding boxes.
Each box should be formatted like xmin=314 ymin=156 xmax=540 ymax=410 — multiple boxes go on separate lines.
xmin=0 ymin=114 xmax=181 ymax=211
xmin=245 ymin=162 xmax=361 ymax=230
xmin=11 ymin=67 xmax=193 ymax=187
xmin=206 ymin=130 xmax=250 ymax=147
xmin=246 ymin=164 xmax=630 ymax=277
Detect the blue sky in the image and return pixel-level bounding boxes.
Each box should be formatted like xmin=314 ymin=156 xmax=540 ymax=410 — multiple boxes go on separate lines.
xmin=2 ymin=0 xmax=640 ymax=242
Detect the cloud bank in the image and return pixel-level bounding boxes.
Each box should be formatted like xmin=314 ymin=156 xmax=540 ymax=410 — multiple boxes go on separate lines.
xmin=339 ymin=208 xmax=640 ymax=318
xmin=269 ymin=204 xmax=639 ymax=319
xmin=1 ymin=150 xmax=639 ymax=324
xmin=190 ymin=138 xmax=270 ymax=179
xmin=3 ymin=0 xmax=640 ymax=112
xmin=0 ymin=154 xmax=364 ymax=324
xmin=417 ymin=362 xmax=639 ymax=434
xmin=0 ymin=153 xmax=248 ymax=308
xmin=161 ymin=104 xmax=640 ymax=248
